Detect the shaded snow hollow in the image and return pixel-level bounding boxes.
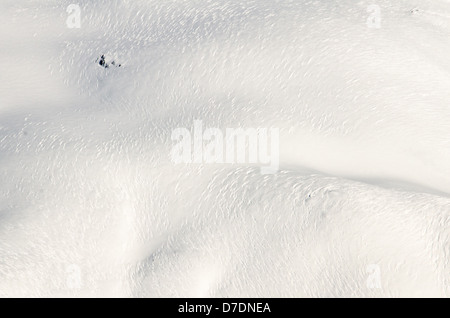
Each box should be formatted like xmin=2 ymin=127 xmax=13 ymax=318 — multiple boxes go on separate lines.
xmin=0 ymin=0 xmax=449 ymax=297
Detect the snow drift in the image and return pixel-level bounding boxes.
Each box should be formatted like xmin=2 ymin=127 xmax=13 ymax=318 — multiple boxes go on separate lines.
xmin=0 ymin=0 xmax=449 ymax=297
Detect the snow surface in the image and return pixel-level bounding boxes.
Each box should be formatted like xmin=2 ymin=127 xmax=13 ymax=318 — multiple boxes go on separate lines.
xmin=0 ymin=0 xmax=449 ymax=297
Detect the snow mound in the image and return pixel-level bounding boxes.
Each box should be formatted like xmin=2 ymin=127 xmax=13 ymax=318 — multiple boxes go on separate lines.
xmin=0 ymin=0 xmax=449 ymax=297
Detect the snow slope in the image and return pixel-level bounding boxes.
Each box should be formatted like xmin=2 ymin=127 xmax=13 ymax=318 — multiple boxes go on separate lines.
xmin=0 ymin=0 xmax=449 ymax=297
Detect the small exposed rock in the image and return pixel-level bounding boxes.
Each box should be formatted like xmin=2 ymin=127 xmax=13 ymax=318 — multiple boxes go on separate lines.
xmin=96 ymin=55 xmax=121 ymax=69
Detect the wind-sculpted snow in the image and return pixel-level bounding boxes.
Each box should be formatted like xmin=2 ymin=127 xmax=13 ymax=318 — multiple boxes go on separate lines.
xmin=0 ymin=0 xmax=449 ymax=297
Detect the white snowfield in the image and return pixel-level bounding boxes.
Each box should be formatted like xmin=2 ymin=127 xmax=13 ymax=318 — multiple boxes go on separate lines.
xmin=0 ymin=0 xmax=449 ymax=297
